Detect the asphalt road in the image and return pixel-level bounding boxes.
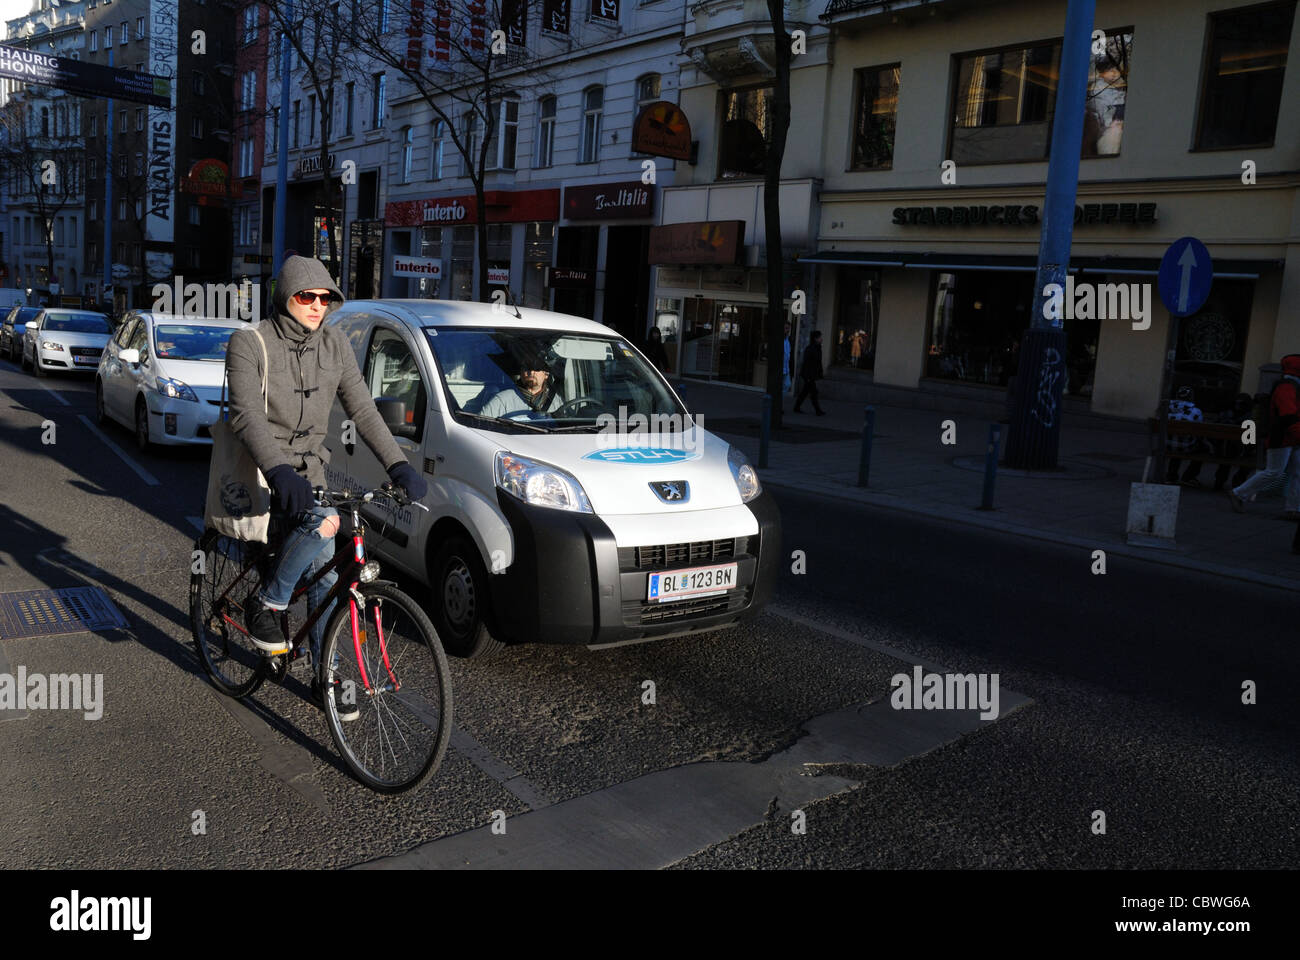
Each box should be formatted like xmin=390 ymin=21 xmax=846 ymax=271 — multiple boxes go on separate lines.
xmin=0 ymin=361 xmax=1295 ymax=869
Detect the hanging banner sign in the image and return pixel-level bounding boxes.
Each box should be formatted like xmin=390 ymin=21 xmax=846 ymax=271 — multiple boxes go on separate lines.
xmin=432 ymin=0 xmax=452 ymax=62
xmin=146 ymin=0 xmax=179 ymax=281
xmin=543 ymin=0 xmax=570 ymax=34
xmin=0 ymin=42 xmax=170 ymax=108
xmin=632 ymin=101 xmax=692 ymax=160
xmin=405 ymin=0 xmax=426 ymax=70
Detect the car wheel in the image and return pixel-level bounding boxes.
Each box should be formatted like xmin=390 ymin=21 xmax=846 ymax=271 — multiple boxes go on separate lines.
xmin=430 ymin=537 xmax=505 ymax=659
xmin=94 ymin=380 xmax=109 ymax=426
xmin=32 ymin=353 xmax=46 ymax=377
xmin=134 ymin=398 xmax=151 ymax=453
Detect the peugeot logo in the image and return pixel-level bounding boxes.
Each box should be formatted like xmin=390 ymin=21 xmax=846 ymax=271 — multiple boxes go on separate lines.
xmin=650 ymin=481 xmax=689 ymax=503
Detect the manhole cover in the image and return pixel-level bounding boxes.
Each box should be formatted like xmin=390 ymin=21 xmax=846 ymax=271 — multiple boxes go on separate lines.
xmin=0 ymin=587 xmax=128 ymax=640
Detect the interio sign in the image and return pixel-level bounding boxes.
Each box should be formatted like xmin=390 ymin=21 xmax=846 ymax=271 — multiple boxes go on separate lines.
xmin=392 ymin=256 xmax=442 ymax=278
xmin=385 ymin=189 xmax=560 ymax=227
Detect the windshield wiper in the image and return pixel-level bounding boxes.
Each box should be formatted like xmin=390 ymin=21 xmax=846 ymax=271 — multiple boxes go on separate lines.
xmin=456 ymin=411 xmax=548 ymax=434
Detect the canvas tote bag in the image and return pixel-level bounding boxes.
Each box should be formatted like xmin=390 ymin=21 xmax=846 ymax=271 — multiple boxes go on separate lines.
xmin=203 ymin=327 xmax=271 ymax=542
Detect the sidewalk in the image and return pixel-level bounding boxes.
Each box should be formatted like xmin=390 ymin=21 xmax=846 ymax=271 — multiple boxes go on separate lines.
xmin=676 ymin=379 xmax=1300 ymax=591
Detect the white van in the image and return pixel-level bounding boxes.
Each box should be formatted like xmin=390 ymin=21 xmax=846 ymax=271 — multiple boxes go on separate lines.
xmin=321 ymin=300 xmax=781 ymax=658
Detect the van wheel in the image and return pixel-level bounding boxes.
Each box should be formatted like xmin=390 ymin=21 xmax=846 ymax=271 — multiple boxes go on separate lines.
xmin=430 ymin=537 xmax=504 ymax=659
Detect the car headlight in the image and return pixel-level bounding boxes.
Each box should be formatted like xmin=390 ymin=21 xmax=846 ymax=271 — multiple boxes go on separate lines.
xmin=727 ymin=445 xmax=762 ymax=502
xmin=495 ymin=451 xmax=593 ymax=513
xmin=156 ymin=376 xmax=198 ymax=402
xmin=40 ymin=340 xmax=65 ymax=351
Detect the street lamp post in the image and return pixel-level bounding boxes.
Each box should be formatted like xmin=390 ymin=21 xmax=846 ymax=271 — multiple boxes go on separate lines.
xmin=1003 ymin=0 xmax=1097 ymax=469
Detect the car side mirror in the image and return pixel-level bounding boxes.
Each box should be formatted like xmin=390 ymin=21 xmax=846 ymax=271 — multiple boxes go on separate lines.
xmin=22 ymin=322 xmax=33 ymax=332
xmin=375 ymin=397 xmax=417 ymax=438
xmin=118 ymin=348 xmax=140 ymax=364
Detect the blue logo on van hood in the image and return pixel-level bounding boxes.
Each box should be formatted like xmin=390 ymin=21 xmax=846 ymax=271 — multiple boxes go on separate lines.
xmin=582 ymin=447 xmax=699 ymax=464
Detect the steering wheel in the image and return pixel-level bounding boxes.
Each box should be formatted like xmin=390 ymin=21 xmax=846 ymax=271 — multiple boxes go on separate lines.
xmin=553 ymin=395 xmax=608 ymax=418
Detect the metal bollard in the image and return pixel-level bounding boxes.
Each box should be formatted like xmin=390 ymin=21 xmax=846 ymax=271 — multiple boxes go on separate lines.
xmin=759 ymin=393 xmax=772 ymax=469
xmin=978 ymin=423 xmax=1002 ymax=510
xmin=857 ymin=405 xmax=876 ymax=487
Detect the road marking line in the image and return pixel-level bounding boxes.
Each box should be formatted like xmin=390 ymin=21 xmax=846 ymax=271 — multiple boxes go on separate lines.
xmin=33 ymin=379 xmax=71 ymax=406
xmin=767 ymin=605 xmax=952 ymax=674
xmin=77 ymin=414 xmax=160 ymax=486
xmin=450 ymin=725 xmax=553 ymax=810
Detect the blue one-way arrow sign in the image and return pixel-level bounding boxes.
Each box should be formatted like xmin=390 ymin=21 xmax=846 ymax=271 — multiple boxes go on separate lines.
xmin=1158 ymin=237 xmax=1213 ymax=318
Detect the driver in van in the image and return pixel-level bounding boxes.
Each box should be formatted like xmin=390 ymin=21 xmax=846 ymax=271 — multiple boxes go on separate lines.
xmin=478 ymin=349 xmax=563 ymax=420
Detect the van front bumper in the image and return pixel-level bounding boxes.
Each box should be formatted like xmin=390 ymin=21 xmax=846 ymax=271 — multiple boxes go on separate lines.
xmin=491 ymin=489 xmax=781 ymax=646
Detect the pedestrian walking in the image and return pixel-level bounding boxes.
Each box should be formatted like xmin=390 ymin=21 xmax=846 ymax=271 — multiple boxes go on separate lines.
xmin=644 ymin=326 xmax=670 ymax=373
xmin=793 ymin=329 xmax=826 ymax=416
xmin=782 ymin=320 xmax=792 ymax=396
xmin=1228 ymin=354 xmax=1300 ymax=520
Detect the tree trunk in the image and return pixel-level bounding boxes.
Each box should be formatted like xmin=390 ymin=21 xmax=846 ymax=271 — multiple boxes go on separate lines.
xmin=763 ymin=0 xmax=793 ymax=432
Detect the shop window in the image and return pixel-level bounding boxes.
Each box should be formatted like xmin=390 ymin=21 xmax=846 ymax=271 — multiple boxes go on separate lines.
xmin=850 ymin=65 xmax=899 ymax=170
xmin=1195 ymin=2 xmax=1295 ymax=149
xmin=926 ymin=271 xmax=1035 ymax=387
xmin=719 ymin=86 xmax=771 ymax=178
xmin=832 ymin=268 xmax=882 ymax=371
xmin=522 ymin=221 xmax=554 ymax=309
xmin=487 ymin=223 xmax=512 ymax=299
xmin=1167 ymin=279 xmax=1255 ymax=415
xmin=949 ymin=31 xmax=1134 ymax=164
xmin=451 ymin=225 xmax=475 ymax=301
xmin=419 ymin=226 xmax=443 ymax=298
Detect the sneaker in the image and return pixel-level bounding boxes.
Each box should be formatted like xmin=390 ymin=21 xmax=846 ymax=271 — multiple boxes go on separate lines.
xmin=243 ymin=593 xmax=289 ymax=654
xmin=312 ymin=676 xmax=360 ymax=721
xmin=1226 ymin=489 xmax=1245 ymax=514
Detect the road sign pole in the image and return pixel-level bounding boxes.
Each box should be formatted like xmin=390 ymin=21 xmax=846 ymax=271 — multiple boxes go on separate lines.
xmin=272 ymin=0 xmax=293 ymax=277
xmin=1155 ymin=237 xmax=1214 ymax=407
xmin=103 ymin=48 xmax=113 ymax=306
xmin=1004 ymin=0 xmax=1095 ymax=470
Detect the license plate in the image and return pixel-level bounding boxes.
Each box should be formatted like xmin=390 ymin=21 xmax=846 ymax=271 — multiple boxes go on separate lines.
xmin=647 ymin=562 xmax=738 ymax=603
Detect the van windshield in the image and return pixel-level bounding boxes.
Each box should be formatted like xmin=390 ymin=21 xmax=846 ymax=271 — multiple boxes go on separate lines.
xmin=424 ymin=327 xmax=688 ymax=433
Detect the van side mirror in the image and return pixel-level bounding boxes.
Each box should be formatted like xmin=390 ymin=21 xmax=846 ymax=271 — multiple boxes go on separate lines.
xmin=375 ymin=397 xmax=418 ymax=438
xmin=118 ymin=348 xmax=140 ymax=364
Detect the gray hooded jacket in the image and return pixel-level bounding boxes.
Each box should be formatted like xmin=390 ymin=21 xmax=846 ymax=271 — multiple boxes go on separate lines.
xmin=226 ymin=256 xmax=406 ymax=488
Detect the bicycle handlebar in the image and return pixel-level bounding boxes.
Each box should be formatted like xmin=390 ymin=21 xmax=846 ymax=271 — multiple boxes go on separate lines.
xmin=312 ymin=482 xmax=430 ymax=512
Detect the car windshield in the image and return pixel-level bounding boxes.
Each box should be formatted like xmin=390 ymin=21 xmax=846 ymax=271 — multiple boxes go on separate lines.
xmin=41 ymin=312 xmax=111 ymax=334
xmin=424 ymin=326 xmax=687 ymax=433
xmin=10 ymin=308 xmax=39 ymax=326
xmin=154 ymin=323 xmax=236 ymax=361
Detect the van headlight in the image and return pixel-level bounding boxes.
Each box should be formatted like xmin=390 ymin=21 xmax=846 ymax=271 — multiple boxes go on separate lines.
xmin=495 ymin=451 xmax=593 ymax=513
xmin=728 ymin=445 xmax=761 ymax=502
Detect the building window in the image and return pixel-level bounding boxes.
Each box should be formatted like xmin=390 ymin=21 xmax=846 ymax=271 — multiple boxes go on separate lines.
xmin=522 ymin=221 xmax=554 ymax=309
xmin=88 ymin=157 xmax=98 ymax=179
xmin=242 ymin=5 xmax=259 ymax=44
xmin=118 ymin=109 xmax=127 ymax=133
xmin=136 ymin=16 xmax=144 ymax=38
xmin=89 ymin=113 xmax=97 ymax=137
xmin=135 ymin=107 xmax=143 ymax=131
xmin=241 ymin=71 xmax=257 ymax=111
xmin=118 ymin=198 xmax=127 ymax=221
xmin=492 ymin=96 xmax=518 ymax=170
xmin=119 ymin=155 xmax=127 ymax=177
xmin=134 ymin=198 xmax=143 ymax=219
xmin=269 ymin=107 xmax=279 ymax=153
xmin=535 ymin=95 xmax=555 ymax=168
xmin=344 ymin=81 xmax=355 ymax=135
xmin=191 ymin=116 xmax=204 ymax=138
xmin=193 ymin=72 xmax=206 ymax=95
xmin=104 ymin=26 xmax=112 ymax=46
xmin=90 ymin=31 xmax=98 ymax=52
xmin=292 ymin=99 xmax=301 ymax=147
xmin=134 ymin=151 xmax=143 ymax=175
xmin=401 ymin=125 xmax=414 ymax=181
xmin=1195 ymin=2 xmax=1295 ymax=149
xmin=950 ymin=31 xmax=1133 ymax=164
xmin=580 ymin=86 xmax=602 ymax=163
xmin=308 ymin=94 xmax=317 ymax=142
xmin=460 ymin=110 xmax=478 ymax=175
xmin=430 ymin=118 xmax=445 ymax=178
xmin=40 ymin=106 xmax=48 ymax=136
xmin=189 ymin=205 xmax=201 ymax=226
xmin=632 ymin=74 xmax=660 ymax=155
xmin=850 ymin=64 xmax=900 ymax=170
xmin=120 ymin=20 xmax=128 ymax=43
xmin=372 ymin=72 xmax=386 ymax=128
xmin=719 ymin=86 xmax=771 ymax=178
xmin=89 ymin=199 xmax=98 ymax=220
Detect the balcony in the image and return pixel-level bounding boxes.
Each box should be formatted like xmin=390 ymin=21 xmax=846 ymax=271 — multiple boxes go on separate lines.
xmin=683 ymin=0 xmax=816 ymax=82
xmin=821 ymin=0 xmax=980 ymax=26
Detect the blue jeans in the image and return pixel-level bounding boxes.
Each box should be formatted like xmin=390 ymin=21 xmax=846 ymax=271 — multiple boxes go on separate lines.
xmin=259 ymin=505 xmax=339 ymax=665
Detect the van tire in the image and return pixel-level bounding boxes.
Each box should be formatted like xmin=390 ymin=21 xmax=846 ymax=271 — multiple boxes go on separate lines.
xmin=430 ymin=537 xmax=505 ymax=660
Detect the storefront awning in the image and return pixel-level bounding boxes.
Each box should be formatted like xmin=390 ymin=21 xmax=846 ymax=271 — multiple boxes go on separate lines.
xmin=799 ymin=251 xmax=1285 ymax=279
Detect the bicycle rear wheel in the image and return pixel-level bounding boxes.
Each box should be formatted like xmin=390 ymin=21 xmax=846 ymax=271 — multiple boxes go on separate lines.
xmin=190 ymin=529 xmax=268 ymax=698
xmin=321 ymin=582 xmax=453 ymax=793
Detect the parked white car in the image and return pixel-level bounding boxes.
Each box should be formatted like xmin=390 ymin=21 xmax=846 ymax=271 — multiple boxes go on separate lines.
xmin=94 ymin=312 xmax=245 ymax=451
xmin=20 ymin=308 xmax=113 ymax=377
xmin=320 ymin=300 xmax=781 ymax=658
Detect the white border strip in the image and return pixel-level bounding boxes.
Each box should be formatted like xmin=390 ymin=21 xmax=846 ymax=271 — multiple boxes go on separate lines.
xmin=77 ymin=415 xmax=160 ymax=486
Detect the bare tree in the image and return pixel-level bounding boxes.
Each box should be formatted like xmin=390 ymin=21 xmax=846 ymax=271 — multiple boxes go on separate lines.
xmin=263 ymin=0 xmax=351 ymax=275
xmin=351 ymin=0 xmax=547 ymax=303
xmin=0 ymin=100 xmax=84 ymax=298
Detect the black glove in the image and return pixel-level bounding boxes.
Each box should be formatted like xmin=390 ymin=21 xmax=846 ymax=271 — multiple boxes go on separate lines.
xmin=387 ymin=461 xmax=428 ymax=501
xmin=266 ymin=464 xmax=313 ymax=517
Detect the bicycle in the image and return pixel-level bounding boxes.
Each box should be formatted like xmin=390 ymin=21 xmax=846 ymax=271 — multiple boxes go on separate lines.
xmin=189 ymin=483 xmax=453 ymax=793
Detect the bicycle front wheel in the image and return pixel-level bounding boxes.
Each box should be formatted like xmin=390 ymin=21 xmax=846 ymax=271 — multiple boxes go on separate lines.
xmin=321 ymin=582 xmax=453 ymax=793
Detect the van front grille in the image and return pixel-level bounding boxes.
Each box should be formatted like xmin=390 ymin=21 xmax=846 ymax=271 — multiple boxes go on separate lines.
xmin=618 ymin=538 xmax=743 ymax=571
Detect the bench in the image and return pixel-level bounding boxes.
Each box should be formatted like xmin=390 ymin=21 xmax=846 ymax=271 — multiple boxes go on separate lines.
xmin=1146 ymin=416 xmax=1260 ymax=482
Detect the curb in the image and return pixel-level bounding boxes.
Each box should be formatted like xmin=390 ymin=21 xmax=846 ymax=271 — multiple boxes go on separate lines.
xmin=758 ymin=474 xmax=1300 ymax=594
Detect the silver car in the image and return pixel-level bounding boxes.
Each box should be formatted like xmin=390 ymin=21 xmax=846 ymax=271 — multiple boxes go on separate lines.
xmin=21 ymin=308 xmax=114 ymax=377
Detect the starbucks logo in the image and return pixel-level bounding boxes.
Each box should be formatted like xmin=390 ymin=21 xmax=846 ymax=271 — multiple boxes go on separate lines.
xmin=1184 ymin=313 xmax=1234 ymax=362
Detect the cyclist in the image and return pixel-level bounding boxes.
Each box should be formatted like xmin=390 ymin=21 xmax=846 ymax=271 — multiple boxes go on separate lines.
xmin=226 ymin=255 xmax=428 ymax=717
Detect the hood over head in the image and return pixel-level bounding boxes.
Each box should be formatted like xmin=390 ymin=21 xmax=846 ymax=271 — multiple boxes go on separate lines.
xmin=1281 ymin=354 xmax=1300 ymax=379
xmin=271 ymin=255 xmax=344 ymax=342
